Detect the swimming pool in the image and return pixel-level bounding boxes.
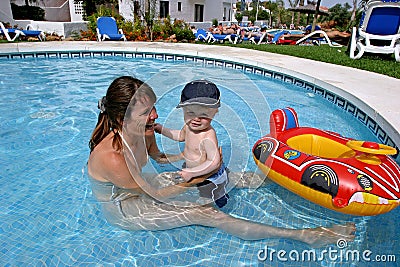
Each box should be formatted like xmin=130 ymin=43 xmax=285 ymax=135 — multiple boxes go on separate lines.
xmin=1 ymin=52 xmax=399 ymax=266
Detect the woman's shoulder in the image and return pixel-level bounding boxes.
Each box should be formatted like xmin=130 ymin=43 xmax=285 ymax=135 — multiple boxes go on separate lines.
xmin=89 ymin=136 xmax=125 ymax=181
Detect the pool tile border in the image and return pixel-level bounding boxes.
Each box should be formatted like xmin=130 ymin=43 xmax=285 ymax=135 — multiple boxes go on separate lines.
xmin=1 ymin=50 xmax=397 ymax=158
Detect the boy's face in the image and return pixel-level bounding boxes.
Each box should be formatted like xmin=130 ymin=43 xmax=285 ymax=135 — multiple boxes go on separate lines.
xmin=182 ymin=105 xmax=218 ymax=131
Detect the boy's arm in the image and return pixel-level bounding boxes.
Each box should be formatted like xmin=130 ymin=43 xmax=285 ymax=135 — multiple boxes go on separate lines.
xmin=154 ymin=123 xmax=185 ymax=141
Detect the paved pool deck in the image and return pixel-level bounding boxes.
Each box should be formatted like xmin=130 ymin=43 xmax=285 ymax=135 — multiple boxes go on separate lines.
xmin=1 ymin=41 xmax=399 ymax=149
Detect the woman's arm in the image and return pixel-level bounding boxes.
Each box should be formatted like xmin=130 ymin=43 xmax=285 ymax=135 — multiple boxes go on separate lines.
xmin=146 ymin=133 xmax=184 ymax=163
xmin=153 ymin=153 xmax=185 ymax=164
xmin=90 ymin=144 xmax=222 ymax=200
xmin=108 ymin=150 xmax=193 ymax=200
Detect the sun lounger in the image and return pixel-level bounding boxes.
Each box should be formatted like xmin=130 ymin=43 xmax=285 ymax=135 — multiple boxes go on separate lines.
xmin=249 ymin=32 xmax=268 ymax=45
xmin=349 ymin=0 xmax=400 ymax=61
xmin=195 ymin=29 xmax=211 ymax=42
xmin=22 ymin=24 xmax=46 ymax=41
xmin=208 ymin=33 xmax=237 ymax=44
xmin=271 ymin=30 xmax=290 ymax=44
xmin=295 ymin=30 xmax=342 ymax=47
xmin=96 ymin=16 xmax=127 ymax=41
xmin=0 ymin=22 xmax=45 ymax=42
xmin=0 ymin=22 xmax=23 ymax=42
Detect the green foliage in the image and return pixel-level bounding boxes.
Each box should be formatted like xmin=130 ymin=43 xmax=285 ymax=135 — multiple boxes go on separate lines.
xmin=324 ymin=3 xmax=352 ymax=31
xmin=257 ymin=10 xmax=270 ymax=21
xmin=81 ymin=0 xmax=96 ymax=18
xmin=143 ymin=0 xmax=157 ymax=40
xmin=130 ymin=18 xmax=146 ymax=40
xmin=164 ymin=17 xmax=174 ymax=35
xmin=236 ymin=1 xmax=242 ymax=11
xmin=11 ymin=3 xmax=45 ymax=21
xmin=173 ymin=27 xmax=195 ymax=42
xmin=351 ymin=10 xmax=364 ymax=29
xmin=212 ymin=19 xmax=219 ymax=27
xmin=170 ymin=19 xmax=195 ymax=41
xmin=235 ymin=13 xmax=243 ymax=23
xmin=81 ymin=0 xmax=119 ymax=18
xmin=86 ymin=13 xmax=98 ymax=33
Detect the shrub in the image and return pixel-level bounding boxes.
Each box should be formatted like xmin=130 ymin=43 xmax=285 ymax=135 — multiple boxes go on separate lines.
xmin=176 ymin=19 xmax=195 ymax=41
xmin=162 ymin=16 xmax=174 ymax=36
xmin=80 ymin=29 xmax=97 ymax=41
xmin=129 ymin=18 xmax=147 ymax=41
xmin=173 ymin=28 xmax=194 ymax=42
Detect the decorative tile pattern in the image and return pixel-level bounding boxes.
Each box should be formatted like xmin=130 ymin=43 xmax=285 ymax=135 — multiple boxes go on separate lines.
xmin=0 ymin=50 xmax=397 ymax=157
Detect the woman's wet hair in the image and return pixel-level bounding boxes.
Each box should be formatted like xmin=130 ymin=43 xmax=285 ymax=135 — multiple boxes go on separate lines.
xmin=89 ymin=76 xmax=155 ymax=152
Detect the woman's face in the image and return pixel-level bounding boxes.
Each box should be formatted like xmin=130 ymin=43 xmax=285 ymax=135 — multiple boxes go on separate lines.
xmin=144 ymin=107 xmax=158 ymax=136
xmin=125 ymin=92 xmax=156 ymax=136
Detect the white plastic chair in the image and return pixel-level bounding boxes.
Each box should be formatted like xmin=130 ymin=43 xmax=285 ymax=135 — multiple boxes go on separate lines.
xmin=349 ymin=0 xmax=400 ymax=61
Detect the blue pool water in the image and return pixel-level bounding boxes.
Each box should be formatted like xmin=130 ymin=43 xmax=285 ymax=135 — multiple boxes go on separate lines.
xmin=0 ymin=55 xmax=399 ymax=266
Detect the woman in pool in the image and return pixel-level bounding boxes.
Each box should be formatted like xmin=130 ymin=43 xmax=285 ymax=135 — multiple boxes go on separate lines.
xmin=87 ymin=76 xmax=356 ymax=246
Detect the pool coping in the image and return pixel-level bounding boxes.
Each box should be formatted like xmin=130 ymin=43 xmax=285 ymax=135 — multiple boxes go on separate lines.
xmin=1 ymin=41 xmax=399 ymax=157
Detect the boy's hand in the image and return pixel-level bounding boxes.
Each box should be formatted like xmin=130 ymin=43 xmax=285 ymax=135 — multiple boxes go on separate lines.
xmin=178 ymin=170 xmax=193 ymax=182
xmin=154 ymin=123 xmax=162 ymax=134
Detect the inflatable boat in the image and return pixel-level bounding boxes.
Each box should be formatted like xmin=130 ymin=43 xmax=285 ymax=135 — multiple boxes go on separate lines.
xmin=252 ymin=107 xmax=400 ymax=216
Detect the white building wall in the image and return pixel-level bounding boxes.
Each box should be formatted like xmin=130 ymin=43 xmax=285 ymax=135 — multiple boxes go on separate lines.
xmin=44 ymin=1 xmax=71 ymax=21
xmin=0 ymin=1 xmax=14 ymax=24
xmin=117 ymin=0 xmax=229 ymax=23
xmin=168 ymin=0 xmax=202 ymax=22
xmin=202 ymin=0 xmax=232 ymax=22
xmin=204 ymin=0 xmax=220 ymax=21
xmin=119 ymin=0 xmax=135 ymax=21
xmin=169 ymin=0 xmax=181 ymax=21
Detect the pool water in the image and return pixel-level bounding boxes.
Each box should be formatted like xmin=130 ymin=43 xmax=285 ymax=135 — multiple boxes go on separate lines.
xmin=0 ymin=56 xmax=398 ymax=266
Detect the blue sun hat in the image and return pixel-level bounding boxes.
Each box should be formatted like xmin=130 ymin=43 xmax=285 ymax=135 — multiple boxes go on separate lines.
xmin=177 ymin=79 xmax=221 ymax=108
